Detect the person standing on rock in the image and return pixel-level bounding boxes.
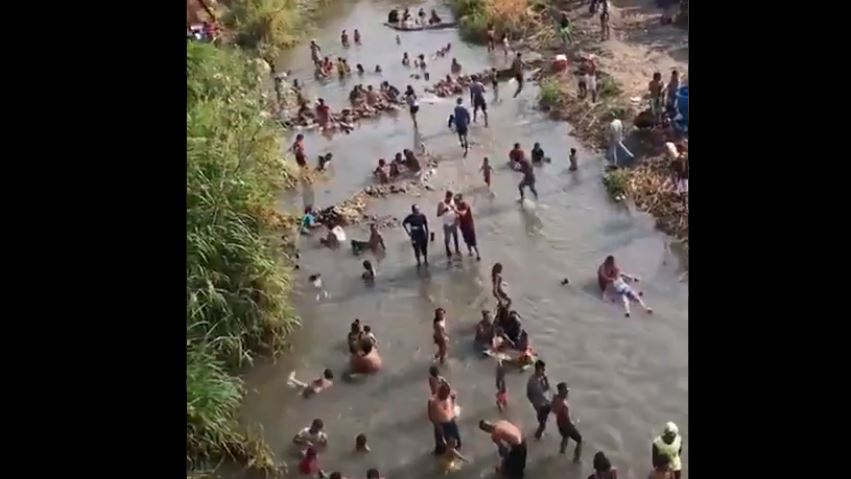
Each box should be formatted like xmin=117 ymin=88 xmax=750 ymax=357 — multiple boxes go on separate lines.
xmin=454 ymin=194 xmax=480 ymax=260
xmin=652 ymin=422 xmax=683 ymax=479
xmin=526 ymin=360 xmax=552 ymax=440
xmin=437 ymin=191 xmax=461 ymax=259
xmin=402 ymin=204 xmax=429 ymax=267
xmin=512 ymin=52 xmax=524 ymax=98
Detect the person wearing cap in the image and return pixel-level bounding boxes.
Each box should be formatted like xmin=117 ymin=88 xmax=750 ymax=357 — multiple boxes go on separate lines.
xmin=551 ymin=382 xmax=582 ymax=462
xmin=652 ymin=422 xmax=683 ymax=479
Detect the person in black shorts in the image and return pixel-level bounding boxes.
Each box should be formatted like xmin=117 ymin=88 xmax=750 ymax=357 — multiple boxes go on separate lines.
xmin=512 ymin=52 xmax=524 ymax=98
xmin=526 ymin=360 xmax=551 ymax=439
xmin=490 ymin=67 xmax=499 ymax=101
xmin=402 ymin=204 xmax=429 ymax=267
xmin=552 ymin=382 xmax=582 ymax=462
xmin=517 ymin=157 xmax=538 ymax=201
xmin=469 ymin=75 xmax=488 ymax=126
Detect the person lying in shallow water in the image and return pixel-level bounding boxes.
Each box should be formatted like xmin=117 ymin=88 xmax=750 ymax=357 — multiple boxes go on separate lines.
xmin=287 ymin=368 xmax=334 ymax=397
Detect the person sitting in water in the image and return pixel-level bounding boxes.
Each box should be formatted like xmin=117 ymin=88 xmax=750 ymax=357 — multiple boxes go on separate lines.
xmin=474 ymin=310 xmax=495 ymax=353
xmin=317 ymin=153 xmax=333 ymax=171
xmin=347 ymin=319 xmax=363 ymax=352
xmin=403 ymin=149 xmax=422 ymax=173
xmin=355 ymin=433 xmax=370 ymax=454
xmin=597 ymin=255 xmax=639 ymax=296
xmin=356 ymin=63 xmax=365 ymax=75
xmin=361 ymin=260 xmax=376 ymax=280
xmin=402 ymin=52 xmax=411 ymax=66
xmin=531 ymin=142 xmax=546 ymax=163
xmin=293 ymin=418 xmax=329 ymax=448
xmin=300 ymin=206 xmax=320 ymax=235
xmin=429 ymin=9 xmax=442 ymax=25
xmin=388 ymin=8 xmax=399 ymax=24
xmin=374 ymin=158 xmax=390 ymax=183
xmin=352 ymin=223 xmax=387 ymax=255
xmin=350 ymin=339 xmax=382 ymax=374
xmin=320 ymin=224 xmax=346 ymax=248
xmin=375 ymin=64 xmax=382 ymax=73
xmin=287 ymin=368 xmax=334 ymax=397
xmin=450 ymin=58 xmax=462 ymax=74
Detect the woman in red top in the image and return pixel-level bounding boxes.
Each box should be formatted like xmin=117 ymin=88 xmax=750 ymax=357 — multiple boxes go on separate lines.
xmin=315 ymin=99 xmax=331 ymax=128
xmin=298 ymin=446 xmax=324 ymax=476
xmin=454 ymin=194 xmax=480 ymax=260
xmin=292 ymin=133 xmax=307 ymax=167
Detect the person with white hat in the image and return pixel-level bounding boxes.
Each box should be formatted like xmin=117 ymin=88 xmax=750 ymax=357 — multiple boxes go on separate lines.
xmin=652 ymin=422 xmax=683 ymax=479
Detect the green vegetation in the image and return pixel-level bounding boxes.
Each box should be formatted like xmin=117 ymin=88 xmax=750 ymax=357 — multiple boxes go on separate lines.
xmin=223 ymin=0 xmax=307 ymax=63
xmin=538 ymin=76 xmax=566 ymax=109
xmin=597 ymin=74 xmax=622 ymax=99
xmin=186 ymin=38 xmax=298 ymax=475
xmin=602 ymin=168 xmax=630 ymax=199
xmin=453 ymin=0 xmax=534 ymax=43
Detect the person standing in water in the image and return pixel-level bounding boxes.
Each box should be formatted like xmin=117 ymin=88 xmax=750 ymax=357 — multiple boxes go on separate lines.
xmin=589 ymin=451 xmax=619 ymax=479
xmin=437 ymin=191 xmax=461 ymax=258
xmin=495 ymin=359 xmax=508 ymax=412
xmin=490 ymin=67 xmax=500 ymax=101
xmin=652 ymin=422 xmax=683 ymax=479
xmin=353 ymin=29 xmax=361 ymax=45
xmin=433 ymin=307 xmax=449 ymax=364
xmin=551 ymin=382 xmax=582 ymax=461
xmin=480 ymin=157 xmax=494 ymax=190
xmin=492 ymin=262 xmax=510 ymax=306
xmin=448 ymin=98 xmax=470 ymax=154
xmin=526 ymin=360 xmax=551 ymax=440
xmin=478 ymin=419 xmax=526 ymax=478
xmin=404 ymin=85 xmax=419 ymax=129
xmin=428 ymin=382 xmax=461 ymax=454
xmin=512 ymin=52 xmax=524 ymax=98
xmin=517 ymin=154 xmax=539 ymax=201
xmin=402 ymin=204 xmax=429 ymax=267
xmin=470 ymin=75 xmax=488 ymax=126
xmin=292 ymin=133 xmax=307 ymax=168
xmin=454 ymin=194 xmax=480 ymax=260
xmin=569 ymin=148 xmax=578 ymax=171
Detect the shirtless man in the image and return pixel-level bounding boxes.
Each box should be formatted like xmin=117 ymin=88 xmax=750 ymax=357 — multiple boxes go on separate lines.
xmin=486 ymin=24 xmax=496 ymax=52
xmin=475 ymin=310 xmax=496 ymax=353
xmin=470 ymin=75 xmax=488 ymax=126
xmin=433 ymin=307 xmax=449 ymax=364
xmin=428 ymin=383 xmax=461 ymax=455
xmin=350 ymin=340 xmax=382 ymax=375
xmin=517 ymin=155 xmax=539 ymax=201
xmin=551 ymin=382 xmax=582 ymax=461
xmin=511 ymin=53 xmax=524 ymax=98
xmin=478 ymin=419 xmax=527 ymax=478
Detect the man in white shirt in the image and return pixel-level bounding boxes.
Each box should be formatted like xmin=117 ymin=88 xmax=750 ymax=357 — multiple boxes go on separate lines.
xmin=436 ymin=191 xmax=461 ymax=258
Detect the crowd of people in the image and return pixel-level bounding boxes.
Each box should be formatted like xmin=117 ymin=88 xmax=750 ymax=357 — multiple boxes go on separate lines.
xmin=279 ymin=6 xmax=683 ymax=479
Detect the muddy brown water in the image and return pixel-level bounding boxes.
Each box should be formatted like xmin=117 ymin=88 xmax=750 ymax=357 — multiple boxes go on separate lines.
xmin=227 ymin=1 xmax=687 ymax=478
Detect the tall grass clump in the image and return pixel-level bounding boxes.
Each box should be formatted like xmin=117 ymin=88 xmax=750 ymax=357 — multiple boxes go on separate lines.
xmin=538 ymin=76 xmax=566 ymax=109
xmin=603 ymin=168 xmax=630 ymax=198
xmin=453 ymin=0 xmax=533 ymax=43
xmin=223 ymin=0 xmax=304 ymax=63
xmin=186 ymin=40 xmax=299 ymax=474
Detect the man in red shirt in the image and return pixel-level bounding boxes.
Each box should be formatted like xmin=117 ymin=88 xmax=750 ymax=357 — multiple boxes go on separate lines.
xmin=315 ymin=98 xmax=331 ymax=128
xmin=509 ymin=142 xmax=524 ymax=170
xmin=454 ymin=194 xmax=480 ymax=260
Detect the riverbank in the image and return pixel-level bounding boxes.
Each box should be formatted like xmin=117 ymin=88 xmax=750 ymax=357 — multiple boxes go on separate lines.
xmin=186 ymin=0 xmax=329 ymax=476
xmin=452 ymin=0 xmax=689 ymax=245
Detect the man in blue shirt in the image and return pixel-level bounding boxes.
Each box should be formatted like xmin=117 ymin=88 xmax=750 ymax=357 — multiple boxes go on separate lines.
xmin=448 ymin=97 xmax=470 ymax=155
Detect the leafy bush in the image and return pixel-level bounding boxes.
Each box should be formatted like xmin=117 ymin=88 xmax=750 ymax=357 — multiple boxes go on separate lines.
xmin=597 ymin=75 xmax=622 ymax=99
xmin=453 ymin=0 xmax=532 ymax=43
xmin=224 ymin=0 xmax=304 ymax=62
xmin=538 ymin=77 xmax=566 ymax=109
xmin=602 ymin=168 xmax=630 ymax=198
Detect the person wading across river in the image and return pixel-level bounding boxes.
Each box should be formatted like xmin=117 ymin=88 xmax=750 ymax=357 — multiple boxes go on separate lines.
xmin=428 ymin=382 xmax=461 ymax=455
xmin=551 ymin=382 xmax=582 ymax=461
xmin=470 ymin=75 xmax=488 ymax=126
xmin=527 ymin=359 xmax=552 ymax=440
xmin=517 ymin=153 xmax=539 ymax=201
xmin=652 ymin=422 xmax=683 ymax=479
xmin=402 ymin=204 xmax=429 ymax=267
xmin=492 ymin=262 xmax=510 ymax=306
xmin=437 ymin=191 xmax=461 ymax=259
xmin=479 ymin=419 xmax=527 ymax=478
xmin=448 ymin=98 xmax=470 ymax=154
xmin=405 ymin=85 xmax=420 ymax=129
xmin=454 ymin=194 xmax=480 ymax=260
xmin=512 ymin=52 xmax=524 ymax=98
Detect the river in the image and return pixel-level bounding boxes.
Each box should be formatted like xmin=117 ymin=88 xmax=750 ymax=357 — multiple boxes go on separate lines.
xmin=234 ymin=1 xmax=688 ymax=478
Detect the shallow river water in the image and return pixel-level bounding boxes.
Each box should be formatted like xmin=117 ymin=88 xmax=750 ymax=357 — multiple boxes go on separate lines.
xmin=233 ymin=1 xmax=688 ymax=478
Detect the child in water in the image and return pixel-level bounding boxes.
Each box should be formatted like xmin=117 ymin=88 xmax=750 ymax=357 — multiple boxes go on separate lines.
xmin=495 ymin=359 xmax=508 ymax=412
xmin=402 ymin=52 xmax=410 ymax=66
xmin=480 ymin=157 xmax=493 ymax=190
xmin=362 ymin=325 xmax=377 ymax=346
xmin=439 ymin=437 xmax=469 ymax=473
xmin=355 ymin=433 xmax=370 ymax=453
xmin=433 ymin=308 xmax=449 ymax=365
xmin=569 ymin=148 xmax=578 ymax=171
xmin=362 ymin=260 xmax=376 ymax=280
xmin=288 ymin=368 xmax=334 ymax=397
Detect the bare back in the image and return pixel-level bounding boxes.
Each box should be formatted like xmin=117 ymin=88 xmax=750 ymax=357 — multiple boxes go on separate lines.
xmin=492 ymin=420 xmax=522 ymax=446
